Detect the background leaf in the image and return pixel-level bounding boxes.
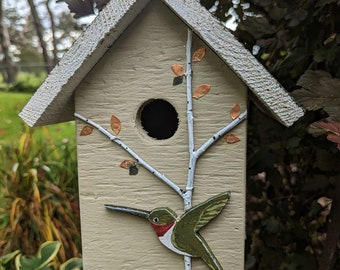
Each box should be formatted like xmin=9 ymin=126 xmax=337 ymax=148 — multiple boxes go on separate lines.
xmin=292 ymin=70 xmax=340 ymax=112
xmin=57 ymin=0 xmax=95 ymax=18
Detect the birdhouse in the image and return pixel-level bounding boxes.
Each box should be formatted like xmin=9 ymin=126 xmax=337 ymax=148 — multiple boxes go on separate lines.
xmin=19 ymin=0 xmax=304 ymax=269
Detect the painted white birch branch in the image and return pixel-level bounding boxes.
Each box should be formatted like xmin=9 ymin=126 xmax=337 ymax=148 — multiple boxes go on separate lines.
xmin=184 ymin=28 xmax=194 ymax=270
xmin=74 ymin=112 xmax=185 ymax=199
xmin=184 ymin=28 xmax=195 ymax=210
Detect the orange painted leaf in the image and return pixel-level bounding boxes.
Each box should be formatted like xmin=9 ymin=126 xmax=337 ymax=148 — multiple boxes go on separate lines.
xmin=230 ymin=104 xmax=241 ymax=119
xmin=110 ymin=115 xmax=121 ymax=135
xmin=80 ymin=125 xmax=93 ymax=136
xmin=193 ymin=84 xmax=211 ymax=99
xmin=171 ymin=64 xmax=185 ymax=76
xmin=223 ymin=133 xmax=240 ymax=144
xmin=192 ymin=48 xmax=206 ymax=62
xmin=119 ymin=160 xmax=135 ymax=169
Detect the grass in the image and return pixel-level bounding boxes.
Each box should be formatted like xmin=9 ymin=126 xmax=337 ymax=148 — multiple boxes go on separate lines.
xmin=0 ymin=91 xmax=75 ymax=146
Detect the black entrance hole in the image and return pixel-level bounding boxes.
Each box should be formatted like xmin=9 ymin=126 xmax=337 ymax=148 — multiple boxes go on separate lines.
xmin=139 ymin=99 xmax=179 ymax=140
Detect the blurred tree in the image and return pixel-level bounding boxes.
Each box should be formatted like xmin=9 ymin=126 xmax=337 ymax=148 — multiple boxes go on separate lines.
xmin=45 ymin=0 xmax=58 ymax=66
xmin=27 ymin=0 xmax=53 ymax=72
xmin=0 ymin=0 xmax=82 ymax=79
xmin=0 ymin=0 xmax=17 ymax=83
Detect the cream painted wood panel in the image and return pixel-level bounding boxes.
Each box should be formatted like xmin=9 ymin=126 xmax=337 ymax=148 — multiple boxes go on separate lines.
xmin=75 ymin=1 xmax=246 ymax=269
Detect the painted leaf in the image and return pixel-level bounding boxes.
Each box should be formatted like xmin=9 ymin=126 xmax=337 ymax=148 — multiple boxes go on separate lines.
xmin=223 ymin=133 xmax=240 ymax=144
xmin=80 ymin=125 xmax=93 ymax=136
xmin=230 ymin=104 xmax=241 ymax=119
xmin=192 ymin=48 xmax=206 ymax=62
xmin=129 ymin=165 xmax=139 ymax=175
xmin=119 ymin=160 xmax=135 ymax=169
xmin=171 ymin=64 xmax=185 ymax=76
xmin=110 ymin=115 xmax=121 ymax=135
xmin=193 ymin=84 xmax=211 ymax=99
xmin=173 ymin=76 xmax=184 ymax=86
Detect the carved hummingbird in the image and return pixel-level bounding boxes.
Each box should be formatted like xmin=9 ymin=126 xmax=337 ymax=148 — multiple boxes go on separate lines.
xmin=105 ymin=191 xmax=230 ymax=270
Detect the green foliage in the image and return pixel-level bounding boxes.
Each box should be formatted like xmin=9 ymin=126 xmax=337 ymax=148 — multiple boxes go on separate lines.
xmin=0 ymin=91 xmax=76 ymax=146
xmin=18 ymin=47 xmax=45 ymax=75
xmin=15 ymin=241 xmax=61 ymax=270
xmin=0 ymin=129 xmax=81 ymax=267
xmin=0 ymin=250 xmax=20 ymax=270
xmin=246 ymin=105 xmax=340 ymax=269
xmin=59 ymin=258 xmax=82 ymax=270
xmin=0 ymin=241 xmax=82 ymax=270
xmin=8 ymin=72 xmax=46 ymax=93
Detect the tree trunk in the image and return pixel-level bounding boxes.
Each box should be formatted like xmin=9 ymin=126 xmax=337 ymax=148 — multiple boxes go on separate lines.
xmin=0 ymin=0 xmax=17 ymax=83
xmin=27 ymin=0 xmax=52 ymax=73
xmin=45 ymin=0 xmax=58 ymax=67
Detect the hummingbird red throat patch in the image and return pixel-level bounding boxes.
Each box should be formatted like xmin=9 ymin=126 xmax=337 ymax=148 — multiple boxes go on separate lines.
xmin=150 ymin=222 xmax=175 ymax=237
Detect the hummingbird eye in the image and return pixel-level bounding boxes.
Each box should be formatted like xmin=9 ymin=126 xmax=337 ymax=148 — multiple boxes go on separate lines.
xmin=152 ymin=217 xmax=159 ymax=223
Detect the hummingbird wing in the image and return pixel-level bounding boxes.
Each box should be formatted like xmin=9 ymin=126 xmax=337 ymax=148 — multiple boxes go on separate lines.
xmin=184 ymin=191 xmax=231 ymax=232
xmin=172 ymin=191 xmax=230 ymax=270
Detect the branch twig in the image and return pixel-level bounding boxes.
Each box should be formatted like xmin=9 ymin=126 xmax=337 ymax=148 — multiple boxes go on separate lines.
xmin=195 ymin=110 xmax=248 ymax=159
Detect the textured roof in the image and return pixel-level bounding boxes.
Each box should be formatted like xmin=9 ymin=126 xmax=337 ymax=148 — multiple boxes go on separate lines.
xmin=19 ymin=0 xmax=304 ymax=127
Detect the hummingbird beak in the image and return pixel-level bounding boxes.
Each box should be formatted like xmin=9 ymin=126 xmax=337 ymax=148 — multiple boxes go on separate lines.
xmin=104 ymin=204 xmax=150 ymax=219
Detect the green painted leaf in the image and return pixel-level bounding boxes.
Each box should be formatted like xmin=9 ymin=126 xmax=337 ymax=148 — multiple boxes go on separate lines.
xmin=129 ymin=165 xmax=138 ymax=175
xmin=173 ymin=76 xmax=183 ymax=86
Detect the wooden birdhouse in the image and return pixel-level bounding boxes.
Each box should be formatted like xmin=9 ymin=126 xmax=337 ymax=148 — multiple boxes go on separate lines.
xmin=19 ymin=0 xmax=304 ymax=269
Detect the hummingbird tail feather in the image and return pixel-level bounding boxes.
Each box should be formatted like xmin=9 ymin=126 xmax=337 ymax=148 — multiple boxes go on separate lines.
xmin=196 ymin=234 xmax=223 ymax=270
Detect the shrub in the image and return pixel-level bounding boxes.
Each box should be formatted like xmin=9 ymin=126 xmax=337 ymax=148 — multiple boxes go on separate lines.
xmin=8 ymin=73 xmax=46 ymax=93
xmin=0 ymin=128 xmax=81 ymax=266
